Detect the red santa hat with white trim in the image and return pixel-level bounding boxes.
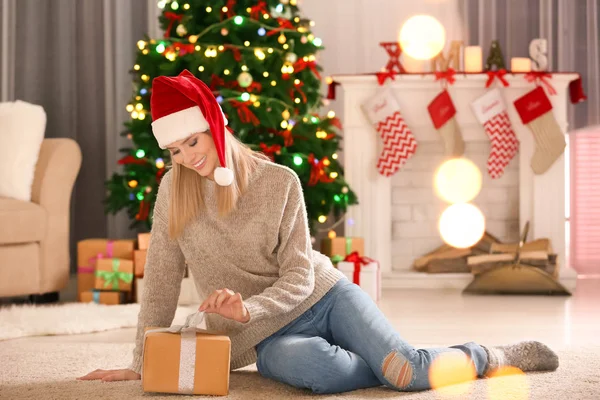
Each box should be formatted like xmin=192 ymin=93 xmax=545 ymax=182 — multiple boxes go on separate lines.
xmin=150 ymin=69 xmax=233 ymax=186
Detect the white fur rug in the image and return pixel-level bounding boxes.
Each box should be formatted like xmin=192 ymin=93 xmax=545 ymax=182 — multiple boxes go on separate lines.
xmin=0 ymin=302 xmax=196 ymax=341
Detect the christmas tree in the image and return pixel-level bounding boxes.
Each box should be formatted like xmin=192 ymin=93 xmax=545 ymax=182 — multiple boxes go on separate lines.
xmin=104 ymin=0 xmax=357 ymax=235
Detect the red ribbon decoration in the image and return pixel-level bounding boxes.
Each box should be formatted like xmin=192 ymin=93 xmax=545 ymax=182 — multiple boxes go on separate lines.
xmin=277 ymin=129 xmax=294 ymax=147
xmin=164 ymin=43 xmax=196 ymax=56
xmin=250 ymin=1 xmax=268 ymax=20
xmin=435 ymin=68 xmax=456 ymax=87
xmin=210 ymin=74 xmax=226 ymax=90
xmin=245 ymin=81 xmax=262 ymax=93
xmin=220 ymin=0 xmax=236 ymax=20
xmin=524 ymin=71 xmax=557 ymax=95
xmin=376 ymin=70 xmax=396 ymax=86
xmin=267 ymin=18 xmax=295 ymax=36
xmin=289 ymin=81 xmax=307 ymax=103
xmin=307 ymin=154 xmax=335 ymax=186
xmin=210 ymin=74 xmax=237 ymax=91
xmin=136 ymin=199 xmax=150 ymax=221
xmin=293 ymin=59 xmax=321 ymax=79
xmin=118 ymin=155 xmax=147 ymax=165
xmin=485 ymin=68 xmax=509 ymax=88
xmin=224 ymin=45 xmax=242 ymax=62
xmin=230 ymin=100 xmax=260 ymax=126
xmin=343 ymin=251 xmax=375 ymax=286
xmin=330 ymin=117 xmax=343 ymax=130
xmin=163 ymin=12 xmax=183 ymax=39
xmin=259 ymin=143 xmax=281 ymax=161
xmin=156 ymin=168 xmax=166 ymax=184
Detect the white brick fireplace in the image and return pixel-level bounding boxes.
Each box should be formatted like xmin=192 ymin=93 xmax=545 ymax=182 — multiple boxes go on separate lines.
xmin=332 ymin=73 xmax=579 ymax=289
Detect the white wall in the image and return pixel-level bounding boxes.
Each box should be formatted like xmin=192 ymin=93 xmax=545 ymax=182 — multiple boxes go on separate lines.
xmin=300 ymin=0 xmax=521 ymax=267
xmin=300 ymin=0 xmax=466 ymax=77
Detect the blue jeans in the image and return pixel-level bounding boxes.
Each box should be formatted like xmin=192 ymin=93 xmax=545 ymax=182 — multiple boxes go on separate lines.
xmin=255 ymin=278 xmax=488 ymax=394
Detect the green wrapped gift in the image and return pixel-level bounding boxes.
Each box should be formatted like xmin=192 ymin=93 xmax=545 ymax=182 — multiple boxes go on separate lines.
xmin=95 ymin=258 xmax=134 ymax=291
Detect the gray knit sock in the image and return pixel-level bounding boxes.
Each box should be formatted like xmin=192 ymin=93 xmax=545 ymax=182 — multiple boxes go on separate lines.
xmin=482 ymin=341 xmax=559 ymax=374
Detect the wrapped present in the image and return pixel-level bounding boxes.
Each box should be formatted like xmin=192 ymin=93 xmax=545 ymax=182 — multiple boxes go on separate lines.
xmin=77 ymin=239 xmax=135 ymax=301
xmin=337 ymin=252 xmax=381 ymax=302
xmin=134 ymin=250 xmax=147 ymax=277
xmin=321 ymin=237 xmax=365 ymax=264
xmin=143 ymin=312 xmax=230 ymax=396
xmin=95 ymin=258 xmax=134 ymax=292
xmin=81 ymin=290 xmax=127 ymax=305
xmin=138 ymin=232 xmax=151 ymax=250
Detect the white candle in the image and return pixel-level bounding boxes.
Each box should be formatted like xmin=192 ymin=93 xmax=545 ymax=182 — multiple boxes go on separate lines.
xmin=511 ymin=57 xmax=532 ymax=72
xmin=464 ymin=46 xmax=482 ymax=72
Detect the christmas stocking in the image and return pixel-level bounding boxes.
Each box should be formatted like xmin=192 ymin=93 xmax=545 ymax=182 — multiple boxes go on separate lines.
xmin=362 ymin=88 xmax=417 ymax=177
xmin=471 ymin=88 xmax=519 ymax=178
xmin=514 ymin=86 xmax=566 ymax=175
xmin=428 ymin=90 xmax=465 ymax=156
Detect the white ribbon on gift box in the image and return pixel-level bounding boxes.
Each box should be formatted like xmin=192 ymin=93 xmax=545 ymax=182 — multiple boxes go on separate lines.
xmin=337 ymin=261 xmax=381 ymax=301
xmin=143 ymin=311 xmax=211 ymax=394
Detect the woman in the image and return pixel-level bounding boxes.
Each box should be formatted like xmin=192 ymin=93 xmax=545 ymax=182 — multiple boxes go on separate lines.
xmin=78 ymin=70 xmax=559 ymax=393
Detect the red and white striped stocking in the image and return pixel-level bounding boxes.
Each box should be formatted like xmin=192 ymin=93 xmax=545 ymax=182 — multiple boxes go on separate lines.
xmin=471 ymin=88 xmax=519 ymax=178
xmin=362 ymin=89 xmax=417 ymax=176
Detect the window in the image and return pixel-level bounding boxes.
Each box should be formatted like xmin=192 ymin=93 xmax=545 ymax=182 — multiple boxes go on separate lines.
xmin=569 ymin=126 xmax=600 ymax=276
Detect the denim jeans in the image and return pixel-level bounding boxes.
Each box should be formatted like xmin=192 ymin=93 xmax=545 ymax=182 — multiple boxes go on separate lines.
xmin=255 ymin=278 xmax=488 ymax=394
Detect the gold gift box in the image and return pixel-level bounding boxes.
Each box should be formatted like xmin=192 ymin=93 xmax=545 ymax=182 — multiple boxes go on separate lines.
xmin=142 ymin=328 xmax=231 ymax=396
xmin=321 ymin=237 xmax=365 ymax=258
xmin=77 ymin=239 xmax=135 ymax=301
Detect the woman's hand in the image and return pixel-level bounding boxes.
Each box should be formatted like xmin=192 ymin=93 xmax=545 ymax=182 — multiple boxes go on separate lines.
xmin=77 ymin=369 xmax=140 ymax=382
xmin=199 ymin=288 xmax=250 ymax=323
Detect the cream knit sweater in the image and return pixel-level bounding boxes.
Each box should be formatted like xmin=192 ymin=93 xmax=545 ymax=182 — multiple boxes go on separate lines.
xmin=129 ymin=159 xmax=345 ymax=373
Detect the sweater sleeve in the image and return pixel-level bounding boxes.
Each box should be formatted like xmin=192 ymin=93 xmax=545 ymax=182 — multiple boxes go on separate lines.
xmin=243 ymin=174 xmax=315 ymax=323
xmin=128 ymin=171 xmax=186 ymax=374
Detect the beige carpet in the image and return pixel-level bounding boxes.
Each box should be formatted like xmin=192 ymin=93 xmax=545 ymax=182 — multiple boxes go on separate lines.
xmin=1 ymin=338 xmax=598 ymax=400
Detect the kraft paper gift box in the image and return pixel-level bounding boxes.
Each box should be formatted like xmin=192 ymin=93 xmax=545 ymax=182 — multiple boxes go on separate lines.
xmin=143 ymin=312 xmax=231 ymax=396
xmin=77 ymin=239 xmax=135 ymax=301
xmin=94 ymin=258 xmax=134 ymax=292
xmin=134 ymin=249 xmax=147 ymax=277
xmin=80 ymin=290 xmax=127 ymax=305
xmin=337 ymin=253 xmax=381 ymax=302
xmin=138 ymin=232 xmax=151 ymax=250
xmin=320 ymin=237 xmax=365 ymax=264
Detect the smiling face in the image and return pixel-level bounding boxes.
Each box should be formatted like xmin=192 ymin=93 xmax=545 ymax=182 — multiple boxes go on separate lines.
xmin=167 ymin=131 xmax=218 ymax=179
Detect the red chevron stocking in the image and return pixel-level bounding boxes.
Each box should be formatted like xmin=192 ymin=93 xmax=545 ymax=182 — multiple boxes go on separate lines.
xmin=471 ymin=88 xmax=519 ymax=178
xmin=362 ymin=89 xmax=417 ymax=177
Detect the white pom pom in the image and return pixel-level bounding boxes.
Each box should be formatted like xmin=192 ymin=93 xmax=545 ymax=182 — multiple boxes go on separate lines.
xmin=214 ymin=167 xmax=234 ymax=186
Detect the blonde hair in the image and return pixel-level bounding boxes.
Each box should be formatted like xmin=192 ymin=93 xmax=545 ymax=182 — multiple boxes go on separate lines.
xmin=167 ymin=130 xmax=267 ymax=239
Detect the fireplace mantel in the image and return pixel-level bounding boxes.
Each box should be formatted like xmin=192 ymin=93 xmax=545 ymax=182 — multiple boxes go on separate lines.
xmin=332 ymin=73 xmax=579 ymax=289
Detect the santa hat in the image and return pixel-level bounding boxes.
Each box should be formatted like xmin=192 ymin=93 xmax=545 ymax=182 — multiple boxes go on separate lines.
xmin=150 ymin=69 xmax=233 ymax=186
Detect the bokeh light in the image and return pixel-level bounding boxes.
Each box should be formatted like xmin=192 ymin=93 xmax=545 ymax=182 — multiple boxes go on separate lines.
xmin=434 ymin=158 xmax=482 ymax=203
xmin=487 ymin=366 xmax=529 ymax=400
xmin=399 ymin=15 xmax=446 ymax=60
xmin=429 ymin=352 xmax=477 ymax=396
xmin=439 ymin=203 xmax=485 ymax=248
